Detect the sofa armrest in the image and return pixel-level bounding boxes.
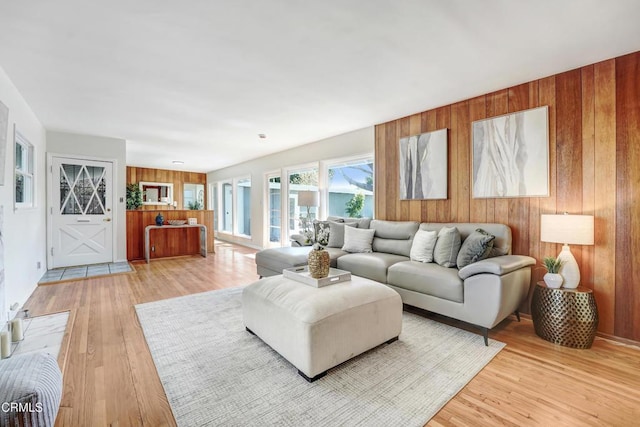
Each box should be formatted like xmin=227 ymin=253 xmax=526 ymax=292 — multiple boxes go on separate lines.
xmin=458 ymin=255 xmax=535 ymax=280
xmin=290 ymin=234 xmax=312 ymax=247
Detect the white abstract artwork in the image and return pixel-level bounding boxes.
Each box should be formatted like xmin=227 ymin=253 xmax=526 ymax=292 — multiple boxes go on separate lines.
xmin=472 ymin=106 xmax=549 ymax=198
xmin=399 ymin=129 xmax=448 ymax=200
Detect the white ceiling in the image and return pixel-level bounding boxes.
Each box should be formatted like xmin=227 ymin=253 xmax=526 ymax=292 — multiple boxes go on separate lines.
xmin=1 ymin=1 xmax=639 ymax=173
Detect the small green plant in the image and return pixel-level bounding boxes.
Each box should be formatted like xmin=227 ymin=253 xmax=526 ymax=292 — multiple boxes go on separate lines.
xmin=187 ymin=200 xmax=203 ymax=210
xmin=345 ymin=193 xmax=365 ymax=218
xmin=126 ymin=183 xmax=142 ymax=210
xmin=542 ymin=256 xmax=563 ymax=274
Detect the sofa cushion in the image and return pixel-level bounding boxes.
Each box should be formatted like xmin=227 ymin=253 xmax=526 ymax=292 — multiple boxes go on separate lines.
xmin=342 ymin=227 xmax=375 ymax=253
xmin=370 ymin=220 xmax=420 ymax=257
xmin=433 ymin=226 xmax=461 ymax=268
xmin=456 ymin=228 xmax=496 ymax=268
xmin=327 ymin=216 xmax=371 ymax=229
xmin=327 ymin=221 xmax=357 ymax=248
xmin=410 ymin=229 xmax=438 ymax=263
xmin=388 ymin=261 xmax=464 ymax=303
xmin=338 ymin=252 xmax=409 ymax=283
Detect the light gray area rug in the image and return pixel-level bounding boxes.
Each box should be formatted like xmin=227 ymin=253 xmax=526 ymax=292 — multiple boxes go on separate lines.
xmin=135 ymin=287 xmax=505 ymax=427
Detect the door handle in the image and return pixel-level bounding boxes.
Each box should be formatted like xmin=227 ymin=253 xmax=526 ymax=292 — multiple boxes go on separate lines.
xmin=103 ymin=218 xmax=112 ymax=222
xmin=77 ymin=219 xmax=90 ymax=223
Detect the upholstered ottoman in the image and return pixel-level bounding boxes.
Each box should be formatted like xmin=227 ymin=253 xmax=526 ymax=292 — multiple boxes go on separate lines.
xmin=242 ymin=274 xmax=402 ymax=382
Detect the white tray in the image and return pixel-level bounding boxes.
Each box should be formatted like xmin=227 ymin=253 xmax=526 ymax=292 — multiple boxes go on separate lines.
xmin=283 ymin=266 xmax=351 ymax=288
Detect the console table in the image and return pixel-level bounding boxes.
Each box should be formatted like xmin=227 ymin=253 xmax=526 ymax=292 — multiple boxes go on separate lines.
xmin=145 ymin=224 xmax=207 ymax=263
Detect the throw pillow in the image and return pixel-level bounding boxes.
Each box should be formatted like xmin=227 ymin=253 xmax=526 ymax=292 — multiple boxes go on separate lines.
xmin=342 ymin=226 xmax=375 ymax=253
xmin=327 ymin=221 xmax=357 ymax=248
xmin=313 ymin=220 xmax=331 ymax=246
xmin=456 ymin=228 xmax=496 ymax=268
xmin=433 ymin=226 xmax=461 ymax=268
xmin=410 ymin=229 xmax=438 ymax=263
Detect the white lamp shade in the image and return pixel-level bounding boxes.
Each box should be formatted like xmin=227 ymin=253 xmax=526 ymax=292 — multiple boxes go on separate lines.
xmin=540 ymin=214 xmax=594 ymax=245
xmin=297 ymin=191 xmax=319 ymax=207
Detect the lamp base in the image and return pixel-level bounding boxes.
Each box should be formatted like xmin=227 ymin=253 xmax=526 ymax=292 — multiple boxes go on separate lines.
xmin=557 ymin=244 xmax=580 ymax=288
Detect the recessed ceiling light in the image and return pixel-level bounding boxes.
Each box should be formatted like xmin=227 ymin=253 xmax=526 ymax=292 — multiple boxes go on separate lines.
xmin=172 ymin=160 xmax=184 ymax=165
xmin=258 ymin=133 xmax=267 ymax=139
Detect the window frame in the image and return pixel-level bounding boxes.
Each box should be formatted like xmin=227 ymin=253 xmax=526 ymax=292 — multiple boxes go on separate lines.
xmin=234 ymin=176 xmax=252 ymax=239
xmin=14 ymin=128 xmax=36 ymax=210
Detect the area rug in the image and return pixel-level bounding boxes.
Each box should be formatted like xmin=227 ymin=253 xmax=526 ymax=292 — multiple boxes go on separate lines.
xmin=135 ymin=287 xmax=505 ymax=427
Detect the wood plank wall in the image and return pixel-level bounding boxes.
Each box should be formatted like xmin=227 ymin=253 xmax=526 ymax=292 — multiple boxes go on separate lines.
xmin=374 ymin=51 xmax=640 ymax=342
xmin=126 ymin=166 xmax=207 ymax=210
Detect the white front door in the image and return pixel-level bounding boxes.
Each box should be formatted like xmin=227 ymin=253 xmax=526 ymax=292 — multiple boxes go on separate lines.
xmin=50 ymin=157 xmax=114 ymax=268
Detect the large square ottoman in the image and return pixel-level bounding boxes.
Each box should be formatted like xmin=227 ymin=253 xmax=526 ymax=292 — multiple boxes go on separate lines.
xmin=242 ymin=274 xmax=402 ymax=382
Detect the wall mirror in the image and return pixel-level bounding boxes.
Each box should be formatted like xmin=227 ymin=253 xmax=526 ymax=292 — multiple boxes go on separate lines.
xmin=140 ymin=181 xmax=174 ymax=205
xmin=184 ymin=183 xmax=205 ymax=209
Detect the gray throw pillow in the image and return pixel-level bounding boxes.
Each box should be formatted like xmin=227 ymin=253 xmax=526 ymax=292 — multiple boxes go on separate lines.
xmin=456 ymin=228 xmax=495 ymax=268
xmin=342 ymin=227 xmax=375 ymax=253
xmin=327 ymin=221 xmax=357 ymax=248
xmin=433 ymin=226 xmax=461 ymax=268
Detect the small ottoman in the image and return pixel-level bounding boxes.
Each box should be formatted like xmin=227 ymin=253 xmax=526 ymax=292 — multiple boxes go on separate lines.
xmin=0 ymin=352 xmax=63 ymax=426
xmin=242 ymin=274 xmax=402 ymax=382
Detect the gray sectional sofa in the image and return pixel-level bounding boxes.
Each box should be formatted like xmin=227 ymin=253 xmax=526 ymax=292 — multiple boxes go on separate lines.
xmin=255 ymin=219 xmax=535 ymax=344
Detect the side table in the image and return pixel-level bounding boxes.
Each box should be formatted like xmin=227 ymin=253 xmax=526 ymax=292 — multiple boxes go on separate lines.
xmin=531 ymin=281 xmax=599 ymax=349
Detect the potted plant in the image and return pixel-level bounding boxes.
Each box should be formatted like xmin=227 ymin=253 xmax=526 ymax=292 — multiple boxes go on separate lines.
xmin=542 ymin=256 xmax=564 ymax=288
xmin=126 ymin=183 xmax=142 ymax=210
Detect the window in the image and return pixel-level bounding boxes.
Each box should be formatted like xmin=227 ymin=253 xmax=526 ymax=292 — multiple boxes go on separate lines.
xmin=266 ymin=174 xmax=281 ymax=245
xmin=15 ymin=131 xmax=35 ymax=208
xmin=236 ymin=177 xmax=251 ymax=237
xmin=210 ymin=183 xmax=218 ymax=232
xmin=288 ymin=167 xmax=318 ymax=236
xmin=222 ymin=182 xmax=233 ymax=233
xmin=327 ymin=158 xmax=374 ymax=219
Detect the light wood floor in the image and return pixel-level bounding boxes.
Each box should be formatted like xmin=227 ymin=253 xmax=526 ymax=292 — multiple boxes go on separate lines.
xmin=25 ymin=241 xmax=640 ymax=426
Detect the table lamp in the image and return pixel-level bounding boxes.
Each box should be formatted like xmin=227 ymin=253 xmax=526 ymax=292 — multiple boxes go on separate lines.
xmin=297 ymin=191 xmax=319 ymax=234
xmin=540 ymin=213 xmax=594 ymax=289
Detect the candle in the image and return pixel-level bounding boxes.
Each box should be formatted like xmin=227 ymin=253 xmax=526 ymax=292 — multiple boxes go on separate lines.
xmin=10 ymin=318 xmax=23 ymax=342
xmin=0 ymin=330 xmax=10 ymax=359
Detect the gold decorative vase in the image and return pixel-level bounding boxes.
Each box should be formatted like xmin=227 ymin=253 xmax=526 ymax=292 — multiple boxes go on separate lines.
xmin=308 ymin=246 xmax=330 ymax=279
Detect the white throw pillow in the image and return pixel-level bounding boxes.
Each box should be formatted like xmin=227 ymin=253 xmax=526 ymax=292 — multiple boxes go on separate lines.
xmin=410 ymin=229 xmax=438 ymax=263
xmin=342 ymin=227 xmax=375 ymax=253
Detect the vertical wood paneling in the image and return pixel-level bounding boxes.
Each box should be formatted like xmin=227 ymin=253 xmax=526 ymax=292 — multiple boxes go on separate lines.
xmin=594 ymin=59 xmax=616 ymax=334
xmin=487 ymin=90 xmax=509 ymax=225
xmin=436 ymin=106 xmax=451 ymax=222
xmin=538 ymin=76 xmax=558 ymax=266
xmin=469 ymin=96 xmax=487 ymax=223
xmin=507 ymin=84 xmax=532 ymax=256
xmin=385 ymin=121 xmax=398 ymax=220
xmin=373 ymin=51 xmax=640 ymax=340
xmin=375 ymin=124 xmax=386 ymax=220
xmin=423 ymin=110 xmax=438 ymax=222
xmin=454 ymin=101 xmax=470 ymax=222
xmin=126 ymin=167 xmax=207 ymax=210
xmin=398 ymin=117 xmax=411 ymax=221
xmin=615 ymin=53 xmax=640 ymax=341
xmin=409 ymin=115 xmax=422 ymax=221
xmin=581 ymin=65 xmax=596 ymax=291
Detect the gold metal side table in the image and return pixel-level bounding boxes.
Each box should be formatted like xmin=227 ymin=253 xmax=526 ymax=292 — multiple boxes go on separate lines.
xmin=531 ymin=281 xmax=599 ymax=349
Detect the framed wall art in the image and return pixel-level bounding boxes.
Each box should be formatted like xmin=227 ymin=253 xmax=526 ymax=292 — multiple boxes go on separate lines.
xmin=472 ymin=105 xmax=549 ymax=198
xmin=399 ymin=128 xmax=448 ymax=200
